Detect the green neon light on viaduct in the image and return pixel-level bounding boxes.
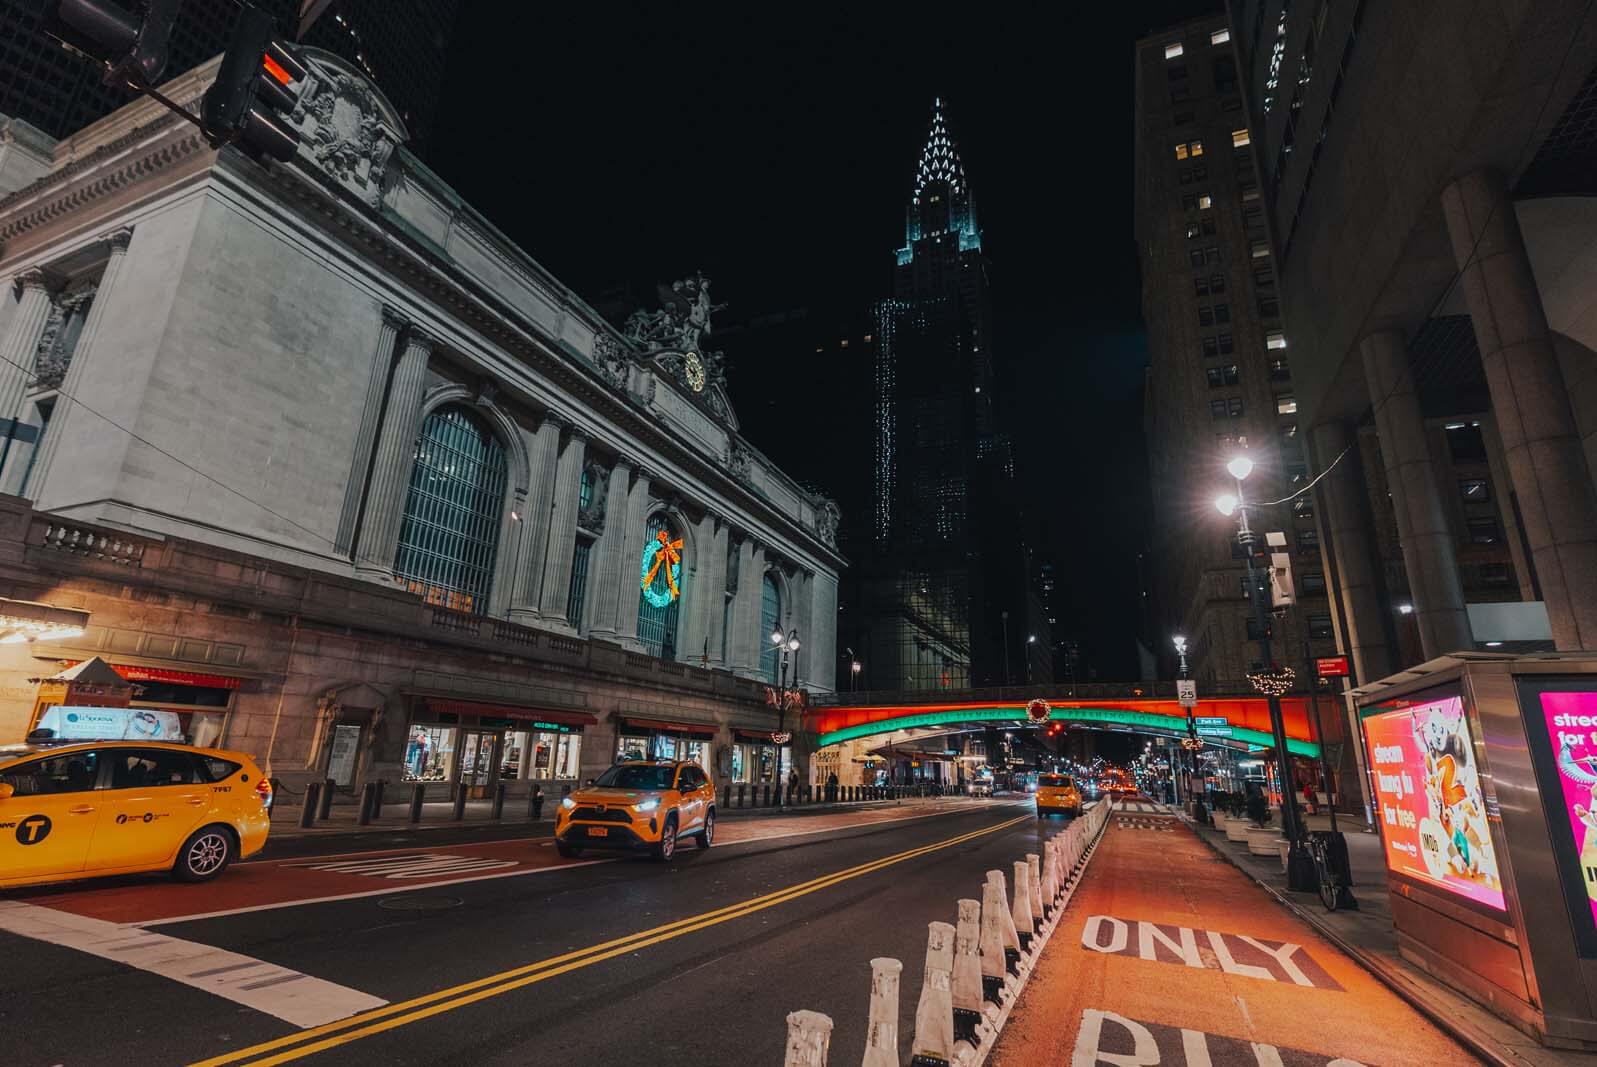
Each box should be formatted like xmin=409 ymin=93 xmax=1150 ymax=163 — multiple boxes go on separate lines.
xmin=815 ymin=706 xmax=1320 ymax=757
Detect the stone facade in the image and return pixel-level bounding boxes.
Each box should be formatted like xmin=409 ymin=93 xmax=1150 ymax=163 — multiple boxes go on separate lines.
xmin=0 ymin=52 xmax=843 ymax=795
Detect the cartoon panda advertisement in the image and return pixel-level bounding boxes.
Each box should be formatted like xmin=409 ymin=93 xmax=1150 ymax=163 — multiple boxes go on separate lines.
xmin=1362 ymin=695 xmax=1505 ymax=910
xmin=1537 ymin=690 xmax=1597 ymax=931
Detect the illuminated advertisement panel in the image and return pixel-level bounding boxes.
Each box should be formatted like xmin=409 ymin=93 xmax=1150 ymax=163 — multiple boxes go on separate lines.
xmin=1518 ymin=680 xmax=1597 ymax=952
xmin=1361 ymin=692 xmax=1506 ymax=912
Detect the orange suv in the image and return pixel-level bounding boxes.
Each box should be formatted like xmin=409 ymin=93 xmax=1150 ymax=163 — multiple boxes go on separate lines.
xmin=555 ymin=760 xmax=715 ymax=861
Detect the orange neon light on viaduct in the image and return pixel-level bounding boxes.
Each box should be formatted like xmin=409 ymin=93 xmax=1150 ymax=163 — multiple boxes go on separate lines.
xmin=806 ymin=696 xmax=1322 ymax=756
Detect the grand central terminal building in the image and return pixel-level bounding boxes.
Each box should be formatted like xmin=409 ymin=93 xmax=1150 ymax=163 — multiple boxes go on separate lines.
xmin=0 ymin=52 xmax=843 ymax=799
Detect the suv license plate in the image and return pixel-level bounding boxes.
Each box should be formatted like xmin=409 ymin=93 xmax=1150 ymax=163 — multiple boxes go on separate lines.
xmin=588 ymin=827 xmax=608 ymax=837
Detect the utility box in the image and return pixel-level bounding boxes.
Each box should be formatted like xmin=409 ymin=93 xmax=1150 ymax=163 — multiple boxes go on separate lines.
xmin=1352 ymin=653 xmax=1597 ymax=1049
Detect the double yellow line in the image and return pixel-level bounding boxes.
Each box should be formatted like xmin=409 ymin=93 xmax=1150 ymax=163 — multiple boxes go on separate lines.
xmin=193 ymin=812 xmax=1031 ymax=1066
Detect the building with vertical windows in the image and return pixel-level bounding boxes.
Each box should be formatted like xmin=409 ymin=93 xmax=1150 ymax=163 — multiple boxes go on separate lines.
xmin=0 ymin=54 xmax=842 ymax=798
xmin=852 ymin=99 xmax=1046 ymax=692
xmin=1137 ymin=15 xmax=1338 ymax=686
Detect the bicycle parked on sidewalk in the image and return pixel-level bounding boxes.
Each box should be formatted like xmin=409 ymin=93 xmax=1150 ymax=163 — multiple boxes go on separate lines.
xmin=1303 ymin=828 xmax=1357 ymax=911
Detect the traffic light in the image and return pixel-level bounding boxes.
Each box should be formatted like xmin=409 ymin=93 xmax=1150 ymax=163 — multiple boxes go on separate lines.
xmin=201 ymin=6 xmax=308 ymax=163
xmin=41 ymin=0 xmax=179 ymax=90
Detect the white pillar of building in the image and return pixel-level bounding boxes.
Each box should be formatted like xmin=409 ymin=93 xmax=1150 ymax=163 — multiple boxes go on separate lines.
xmin=1443 ymin=168 xmax=1597 ymax=651
xmin=705 ymin=517 xmax=730 ymax=667
xmin=537 ymin=428 xmax=588 ymax=626
xmin=612 ymin=464 xmax=653 ymax=648
xmin=22 ymin=231 xmax=131 ymax=500
xmin=353 ymin=327 xmax=434 ymax=579
xmin=733 ymin=540 xmax=767 ymax=679
xmin=0 ymin=269 xmax=59 ymax=450
xmin=584 ymin=456 xmax=634 ymax=640
xmin=508 ymin=412 xmax=565 ymax=622
xmin=1309 ymin=419 xmax=1394 ymax=684
xmin=1360 ymin=330 xmax=1474 ymax=658
xmin=677 ymin=509 xmax=720 ymax=665
xmin=335 ymin=307 xmax=406 ymax=555
xmin=793 ymin=569 xmax=815 ymax=687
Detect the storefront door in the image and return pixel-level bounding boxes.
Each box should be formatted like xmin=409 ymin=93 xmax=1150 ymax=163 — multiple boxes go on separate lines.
xmin=459 ymin=731 xmax=500 ymax=799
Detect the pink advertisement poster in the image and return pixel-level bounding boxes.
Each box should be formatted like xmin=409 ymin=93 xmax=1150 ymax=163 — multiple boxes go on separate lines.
xmin=1362 ymin=696 xmax=1505 ymax=911
xmin=1533 ymin=690 xmax=1597 ymax=932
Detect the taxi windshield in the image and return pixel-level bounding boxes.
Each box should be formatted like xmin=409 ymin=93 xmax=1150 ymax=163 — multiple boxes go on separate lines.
xmin=1039 ymin=775 xmax=1073 ymax=788
xmin=594 ymin=764 xmax=675 ymax=791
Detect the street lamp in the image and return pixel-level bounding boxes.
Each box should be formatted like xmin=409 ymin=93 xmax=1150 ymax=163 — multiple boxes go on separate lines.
xmin=1215 ymin=457 xmax=1316 ymax=891
xmin=851 ymin=658 xmax=862 ymax=691
xmin=1026 ymin=634 xmax=1036 ymax=685
xmin=1172 ymin=634 xmax=1204 ymax=821
xmin=773 ymin=627 xmax=801 ymax=806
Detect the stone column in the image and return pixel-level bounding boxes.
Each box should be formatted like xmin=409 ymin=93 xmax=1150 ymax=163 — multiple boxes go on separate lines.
xmin=612 ymin=465 xmax=653 ymax=648
xmin=1361 ymin=330 xmax=1473 ymax=658
xmin=537 ymin=428 xmax=588 ymax=625
xmin=677 ymin=510 xmax=718 ymax=665
xmin=1309 ymin=419 xmax=1395 ymax=683
xmin=22 ymin=232 xmax=130 ymax=499
xmin=507 ymin=412 xmax=565 ymax=622
xmin=1479 ymin=414 xmax=1538 ymax=603
xmin=1443 ymin=168 xmax=1597 ymax=651
xmin=733 ymin=540 xmax=767 ymax=678
xmin=0 ymin=269 xmax=59 ymax=440
xmin=353 ymin=327 xmax=434 ymax=579
xmin=335 ymin=307 xmax=405 ymax=555
xmin=584 ymin=456 xmax=634 ymax=639
xmin=705 ymin=518 xmax=730 ymax=667
xmin=793 ymin=569 xmax=815 ymax=687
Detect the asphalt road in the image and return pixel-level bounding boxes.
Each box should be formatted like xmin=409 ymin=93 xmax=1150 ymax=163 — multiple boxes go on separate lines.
xmin=0 ymin=797 xmax=1066 ymax=1066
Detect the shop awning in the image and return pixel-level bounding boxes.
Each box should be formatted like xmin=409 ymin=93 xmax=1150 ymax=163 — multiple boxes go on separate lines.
xmin=735 ymin=728 xmax=780 ymax=742
xmin=57 ymin=660 xmax=243 ymax=690
xmin=426 ymin=699 xmax=597 ymax=726
xmin=622 ymin=717 xmax=719 ymax=737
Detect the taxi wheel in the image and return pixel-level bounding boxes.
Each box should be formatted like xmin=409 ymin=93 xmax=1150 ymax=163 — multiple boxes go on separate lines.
xmin=695 ymin=809 xmax=714 ymax=850
xmin=556 ymin=840 xmax=582 ymax=858
xmin=651 ymin=815 xmax=678 ymax=861
xmin=174 ymin=825 xmax=234 ymax=883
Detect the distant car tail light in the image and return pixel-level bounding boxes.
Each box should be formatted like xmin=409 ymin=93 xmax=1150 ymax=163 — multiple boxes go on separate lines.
xmin=255 ymin=776 xmax=273 ymax=810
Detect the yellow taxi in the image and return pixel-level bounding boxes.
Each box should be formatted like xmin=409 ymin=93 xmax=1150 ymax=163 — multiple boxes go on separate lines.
xmin=555 ymin=759 xmax=715 ymax=861
xmin=1036 ymin=772 xmax=1083 ymax=818
xmin=0 ymin=740 xmax=272 ymax=889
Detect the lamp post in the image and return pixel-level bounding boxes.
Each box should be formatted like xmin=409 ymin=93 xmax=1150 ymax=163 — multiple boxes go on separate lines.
xmin=1025 ymin=634 xmax=1036 ymax=685
xmin=1001 ymin=610 xmax=1011 ymax=686
xmin=1215 ymin=455 xmax=1315 ymax=891
xmin=1172 ymin=634 xmax=1204 ymax=821
xmin=771 ymin=626 xmax=801 ymax=806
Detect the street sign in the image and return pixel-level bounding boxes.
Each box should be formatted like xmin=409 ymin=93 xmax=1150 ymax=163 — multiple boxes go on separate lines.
xmin=1316 ymin=655 xmax=1350 ymax=678
xmin=1197 ymin=726 xmax=1233 ymax=738
xmin=1176 ymin=679 xmax=1197 ymax=708
xmin=1195 ymin=716 xmax=1227 ymax=727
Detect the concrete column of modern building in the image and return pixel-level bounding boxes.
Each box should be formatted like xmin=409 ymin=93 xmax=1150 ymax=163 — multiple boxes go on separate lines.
xmin=1309 ymin=418 xmax=1395 ymax=685
xmin=1360 ymin=330 xmax=1474 ymax=658
xmin=333 ymin=306 xmax=405 ymax=555
xmin=536 ymin=428 xmax=588 ymax=625
xmin=1443 ymin=168 xmax=1597 ymax=651
xmin=0 ymin=269 xmax=58 ymax=455
xmin=507 ymin=412 xmax=564 ymax=622
xmin=1479 ymin=414 xmax=1539 ymax=603
xmin=352 ymin=327 xmax=434 ymax=578
xmin=611 ymin=464 xmax=652 ymax=648
xmin=583 ymin=456 xmax=633 ymax=639
xmin=17 ymin=231 xmax=130 ymax=497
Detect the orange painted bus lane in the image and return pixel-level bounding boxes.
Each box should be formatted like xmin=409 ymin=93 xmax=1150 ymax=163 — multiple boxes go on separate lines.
xmin=991 ymin=816 xmax=1474 ymax=1067
xmin=10 ymin=798 xmax=994 ymax=927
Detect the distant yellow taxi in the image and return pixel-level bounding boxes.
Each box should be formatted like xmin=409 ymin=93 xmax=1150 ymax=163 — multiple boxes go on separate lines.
xmin=1036 ymin=773 xmax=1083 ymax=818
xmin=555 ymin=759 xmax=715 ymax=861
xmin=0 ymin=740 xmax=272 ymax=889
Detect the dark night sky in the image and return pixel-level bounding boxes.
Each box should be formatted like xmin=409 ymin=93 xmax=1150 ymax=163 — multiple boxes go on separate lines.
xmin=430 ymin=2 xmax=1216 ymax=679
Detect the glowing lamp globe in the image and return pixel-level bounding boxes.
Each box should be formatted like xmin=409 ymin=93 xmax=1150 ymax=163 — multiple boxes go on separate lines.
xmin=1226 ymin=456 xmax=1255 ymax=481
xmin=1215 ymin=493 xmax=1239 ymax=517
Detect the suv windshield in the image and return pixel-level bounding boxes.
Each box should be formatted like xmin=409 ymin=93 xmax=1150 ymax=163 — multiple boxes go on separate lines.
xmin=594 ymin=764 xmax=675 ymax=791
xmin=1039 ymin=775 xmax=1073 ymax=788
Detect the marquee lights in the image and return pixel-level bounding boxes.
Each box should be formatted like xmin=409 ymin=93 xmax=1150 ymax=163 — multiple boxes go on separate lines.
xmin=1248 ymin=665 xmax=1297 ymax=697
xmin=640 ymin=527 xmax=684 ymax=608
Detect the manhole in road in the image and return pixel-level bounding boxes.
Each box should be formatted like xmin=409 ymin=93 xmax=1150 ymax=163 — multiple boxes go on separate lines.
xmin=377 ymin=894 xmax=465 ymax=911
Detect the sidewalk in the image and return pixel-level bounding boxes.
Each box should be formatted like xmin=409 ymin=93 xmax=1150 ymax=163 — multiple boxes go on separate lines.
xmin=1189 ymin=813 xmax=1597 ymax=1067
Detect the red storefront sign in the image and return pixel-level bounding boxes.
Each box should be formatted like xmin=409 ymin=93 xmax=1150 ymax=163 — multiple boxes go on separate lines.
xmin=60 ymin=661 xmax=244 ymax=690
xmin=1316 ymin=656 xmax=1350 ymax=678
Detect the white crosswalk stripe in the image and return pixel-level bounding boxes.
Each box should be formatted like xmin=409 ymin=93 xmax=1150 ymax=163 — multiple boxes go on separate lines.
xmin=289 ymin=852 xmax=519 ymax=879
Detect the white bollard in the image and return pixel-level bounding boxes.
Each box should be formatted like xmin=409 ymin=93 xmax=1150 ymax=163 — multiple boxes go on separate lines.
xmin=986 ymin=869 xmax=1022 ymax=955
xmin=785 ymin=1010 xmax=834 ymax=1067
xmin=1011 ymin=860 xmax=1036 ymax=952
xmin=861 ymin=957 xmax=903 ymax=1067
xmin=978 ymin=878 xmax=1010 ymax=1000
xmin=1041 ymin=840 xmax=1059 ymax=906
xmin=1027 ymin=853 xmax=1044 ymax=920
xmin=952 ymin=898 xmax=984 ymax=1042
xmin=912 ymin=921 xmax=956 ymax=1065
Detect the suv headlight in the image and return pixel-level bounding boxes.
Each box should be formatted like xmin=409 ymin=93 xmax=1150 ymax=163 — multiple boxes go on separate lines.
xmin=561 ymin=797 xmax=576 ymax=810
xmin=634 ymin=798 xmax=659 ymax=813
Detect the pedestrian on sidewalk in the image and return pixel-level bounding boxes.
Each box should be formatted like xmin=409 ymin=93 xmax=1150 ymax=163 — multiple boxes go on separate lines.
xmin=531 ymin=785 xmax=545 ymax=820
xmin=1301 ymin=781 xmax=1317 ymax=816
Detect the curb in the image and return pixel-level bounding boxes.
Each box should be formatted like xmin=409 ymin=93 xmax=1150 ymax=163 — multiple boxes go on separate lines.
xmin=1185 ymin=818 xmax=1520 ymax=1067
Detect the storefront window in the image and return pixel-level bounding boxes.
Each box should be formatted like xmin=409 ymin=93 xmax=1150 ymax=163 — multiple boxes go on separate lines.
xmin=681 ymin=740 xmax=708 ymax=771
xmin=403 ymin=724 xmax=457 ymax=782
xmin=617 ymin=735 xmax=649 ymax=763
xmin=756 ymin=744 xmax=775 ymax=783
xmin=732 ymin=744 xmax=748 ymax=783
xmin=551 ymin=733 xmax=581 ymax=779
xmin=651 ymin=735 xmax=677 ymax=761
xmin=501 ymin=730 xmax=530 ymax=779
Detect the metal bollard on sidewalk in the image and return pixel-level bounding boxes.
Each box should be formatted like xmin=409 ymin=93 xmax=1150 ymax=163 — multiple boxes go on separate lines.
xmin=951 ymin=898 xmax=984 ymax=1044
xmin=911 ymin=921 xmax=956 ymax=1067
xmin=410 ymin=783 xmax=425 ymax=823
xmin=861 ymin=957 xmax=903 ymax=1067
xmin=357 ymin=782 xmax=377 ymax=825
xmin=317 ymin=778 xmax=335 ymax=821
xmin=299 ymin=780 xmax=321 ymax=829
xmin=783 ymin=1010 xmax=834 ymax=1067
xmin=492 ymin=782 xmax=506 ymax=820
xmin=452 ymin=783 xmax=467 ymax=821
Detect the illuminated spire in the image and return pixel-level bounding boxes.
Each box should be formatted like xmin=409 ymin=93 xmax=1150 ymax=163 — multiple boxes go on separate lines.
xmin=913 ymin=97 xmax=967 ymax=204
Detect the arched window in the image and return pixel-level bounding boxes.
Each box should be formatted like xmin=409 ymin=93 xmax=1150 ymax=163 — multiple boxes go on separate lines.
xmin=760 ymin=573 xmax=781 ymax=683
xmin=636 ymin=513 xmax=681 ymax=659
xmin=393 ymin=404 xmax=507 ymax=614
